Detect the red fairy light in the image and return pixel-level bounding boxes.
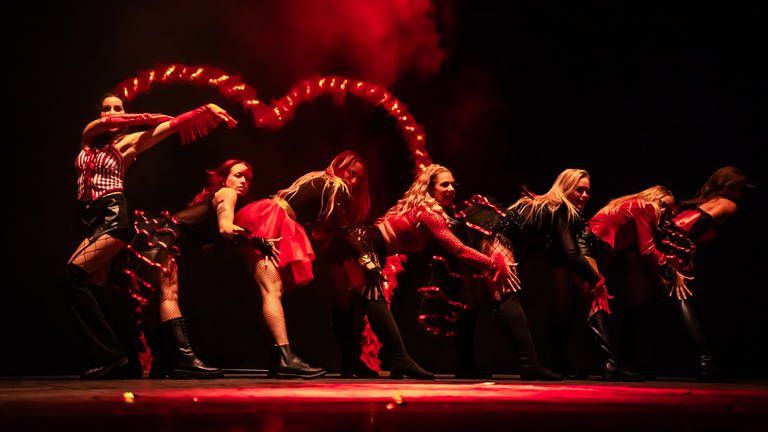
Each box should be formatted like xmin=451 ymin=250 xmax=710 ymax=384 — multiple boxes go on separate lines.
xmin=112 ymin=64 xmax=432 ymax=171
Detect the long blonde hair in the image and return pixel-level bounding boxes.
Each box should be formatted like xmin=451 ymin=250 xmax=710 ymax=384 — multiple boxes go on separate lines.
xmin=377 ymin=164 xmax=451 ymax=224
xmin=509 ymin=168 xmax=590 ymax=225
xmin=276 ymin=150 xmax=370 ymax=224
xmin=598 ymin=185 xmax=674 ymax=226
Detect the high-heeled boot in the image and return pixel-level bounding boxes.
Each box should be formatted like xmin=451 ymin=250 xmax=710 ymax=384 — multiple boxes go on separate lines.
xmin=494 ymin=296 xmax=563 ymax=381
xmin=587 ymin=310 xmax=643 ymax=381
xmin=363 ymin=300 xmax=434 ymax=379
xmin=453 ymin=310 xmax=492 ymax=379
xmin=676 ymin=300 xmax=723 ymax=381
xmin=162 ymin=318 xmax=224 ymax=379
xmin=333 ymin=306 xmax=379 ymax=378
xmin=269 ymin=344 xmax=327 ymax=379
xmin=66 ymin=264 xmax=132 ymax=379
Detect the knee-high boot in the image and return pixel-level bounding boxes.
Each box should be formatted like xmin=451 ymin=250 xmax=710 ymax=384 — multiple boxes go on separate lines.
xmin=494 ymin=296 xmax=563 ymax=381
xmin=160 ymin=318 xmax=223 ymax=379
xmin=66 ymin=264 xmax=131 ymax=379
xmin=363 ymin=300 xmax=434 ymax=379
xmin=587 ymin=310 xmax=643 ymax=381
xmin=453 ymin=310 xmax=491 ymax=378
xmin=676 ymin=300 xmax=722 ymax=381
xmin=333 ymin=303 xmax=378 ymax=378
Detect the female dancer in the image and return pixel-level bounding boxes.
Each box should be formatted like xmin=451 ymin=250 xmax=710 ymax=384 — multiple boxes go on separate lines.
xmin=343 ymin=164 xmax=514 ymax=379
xmin=127 ymin=159 xmax=279 ymax=378
xmin=579 ymin=185 xmax=684 ymax=380
xmin=233 ymin=150 xmax=370 ymax=378
xmin=67 ymin=93 xmax=236 ymax=379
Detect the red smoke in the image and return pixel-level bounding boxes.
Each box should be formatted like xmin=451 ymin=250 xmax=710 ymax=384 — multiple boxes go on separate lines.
xmin=222 ymin=0 xmax=446 ymax=87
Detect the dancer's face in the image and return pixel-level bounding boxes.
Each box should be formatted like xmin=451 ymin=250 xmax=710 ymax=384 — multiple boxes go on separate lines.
xmin=567 ymin=177 xmax=591 ymax=211
xmin=340 ymin=161 xmax=365 ymax=191
xmin=100 ymin=96 xmax=125 ymax=132
xmin=659 ymin=195 xmax=676 ymax=216
xmin=225 ymin=163 xmax=251 ymax=197
xmin=431 ymin=171 xmax=456 ymax=208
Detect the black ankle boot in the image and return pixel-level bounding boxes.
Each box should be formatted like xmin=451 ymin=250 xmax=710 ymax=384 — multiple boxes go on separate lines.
xmin=364 ymin=300 xmax=434 ymax=380
xmin=588 ymin=311 xmax=644 ymax=382
xmin=162 ymin=318 xmax=223 ymax=379
xmin=269 ymin=344 xmax=327 ymax=379
xmin=80 ymin=356 xmax=132 ymax=380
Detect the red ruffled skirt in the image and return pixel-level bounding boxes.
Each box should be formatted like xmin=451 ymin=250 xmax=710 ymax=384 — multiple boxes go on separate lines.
xmin=234 ymin=198 xmax=315 ymax=287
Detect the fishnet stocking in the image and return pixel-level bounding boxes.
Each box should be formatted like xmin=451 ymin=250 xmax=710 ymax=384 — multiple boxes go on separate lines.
xmin=251 ymin=257 xmax=289 ymax=345
xmin=68 ymin=234 xmax=126 ymax=286
xmin=158 ymin=264 xmax=182 ymax=322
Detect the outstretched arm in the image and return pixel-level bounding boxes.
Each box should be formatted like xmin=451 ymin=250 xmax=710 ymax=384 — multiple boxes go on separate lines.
xmin=81 ymin=113 xmax=173 ymax=147
xmin=108 ymin=103 xmax=238 ymax=162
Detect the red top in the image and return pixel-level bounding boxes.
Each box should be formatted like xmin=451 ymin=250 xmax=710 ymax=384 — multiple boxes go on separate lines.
xmin=75 ymin=144 xmax=125 ymax=201
xmin=379 ymin=206 xmax=495 ymax=271
xmin=588 ymin=199 xmax=665 ymax=264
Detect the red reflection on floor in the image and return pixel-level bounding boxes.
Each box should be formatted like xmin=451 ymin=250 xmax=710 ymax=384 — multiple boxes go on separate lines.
xmin=2 ymin=377 xmax=767 ymax=431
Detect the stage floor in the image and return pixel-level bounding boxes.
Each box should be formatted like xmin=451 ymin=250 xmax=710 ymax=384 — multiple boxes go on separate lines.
xmin=2 ymin=373 xmax=767 ymax=431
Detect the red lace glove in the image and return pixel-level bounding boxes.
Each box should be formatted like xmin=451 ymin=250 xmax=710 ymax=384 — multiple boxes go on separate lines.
xmin=169 ymin=103 xmax=238 ymax=145
xmin=586 ymin=275 xmax=613 ymax=316
xmin=488 ymin=252 xmax=517 ymax=300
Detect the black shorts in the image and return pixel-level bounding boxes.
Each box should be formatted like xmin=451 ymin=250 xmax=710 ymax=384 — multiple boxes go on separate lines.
xmin=77 ymin=192 xmax=133 ymax=243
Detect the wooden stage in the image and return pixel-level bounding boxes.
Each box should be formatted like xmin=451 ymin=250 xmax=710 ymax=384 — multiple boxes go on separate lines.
xmin=2 ymin=373 xmax=767 ymax=431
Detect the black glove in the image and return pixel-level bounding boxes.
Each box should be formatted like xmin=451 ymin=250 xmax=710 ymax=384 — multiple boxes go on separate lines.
xmin=234 ymin=232 xmax=277 ymax=259
xmin=358 ymin=254 xmax=383 ymax=289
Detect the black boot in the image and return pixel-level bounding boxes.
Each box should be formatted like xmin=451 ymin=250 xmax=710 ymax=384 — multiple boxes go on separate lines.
xmin=588 ymin=311 xmax=643 ymax=381
xmin=161 ymin=318 xmax=223 ymax=379
xmin=269 ymin=344 xmax=327 ymax=379
xmin=143 ymin=327 xmax=168 ymax=379
xmin=676 ymin=300 xmax=724 ymax=381
xmin=66 ymin=264 xmax=132 ymax=379
xmin=333 ymin=304 xmax=378 ymax=378
xmin=494 ymin=296 xmax=563 ymax=381
xmin=453 ymin=310 xmax=492 ymax=379
xmin=364 ymin=300 xmax=434 ymax=380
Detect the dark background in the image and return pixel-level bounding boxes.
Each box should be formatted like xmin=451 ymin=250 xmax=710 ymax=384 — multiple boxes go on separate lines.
xmin=4 ymin=1 xmax=765 ymax=377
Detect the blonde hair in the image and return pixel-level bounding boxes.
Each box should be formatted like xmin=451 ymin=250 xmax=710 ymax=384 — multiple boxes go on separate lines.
xmin=275 ymin=150 xmax=370 ymax=224
xmin=509 ymin=168 xmax=590 ymax=225
xmin=598 ymin=185 xmax=674 ymax=226
xmin=378 ymin=164 xmax=451 ymax=224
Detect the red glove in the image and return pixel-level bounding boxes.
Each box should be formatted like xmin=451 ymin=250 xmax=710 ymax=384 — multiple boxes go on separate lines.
xmin=169 ymin=104 xmax=237 ymax=145
xmin=101 ymin=113 xmax=173 ymax=128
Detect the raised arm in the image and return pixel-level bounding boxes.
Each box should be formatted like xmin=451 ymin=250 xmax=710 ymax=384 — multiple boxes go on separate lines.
xmin=81 ymin=113 xmax=173 ymax=147
xmin=97 ymin=103 xmax=237 ymax=162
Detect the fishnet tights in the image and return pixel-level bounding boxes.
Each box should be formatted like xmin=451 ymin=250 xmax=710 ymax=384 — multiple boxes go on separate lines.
xmin=251 ymin=257 xmax=289 ymax=345
xmin=68 ymin=234 xmax=126 ymax=286
xmin=158 ymin=264 xmax=182 ymax=322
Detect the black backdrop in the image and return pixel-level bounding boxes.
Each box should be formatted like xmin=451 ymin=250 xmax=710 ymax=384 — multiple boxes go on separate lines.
xmin=4 ymin=1 xmax=765 ymax=377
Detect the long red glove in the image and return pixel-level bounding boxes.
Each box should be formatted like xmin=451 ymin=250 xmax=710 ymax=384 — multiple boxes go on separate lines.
xmin=102 ymin=113 xmax=173 ymax=128
xmin=168 ymin=104 xmax=237 ymax=145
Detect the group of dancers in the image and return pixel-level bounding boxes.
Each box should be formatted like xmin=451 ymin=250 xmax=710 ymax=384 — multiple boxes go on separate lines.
xmin=65 ymin=94 xmax=752 ymax=381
